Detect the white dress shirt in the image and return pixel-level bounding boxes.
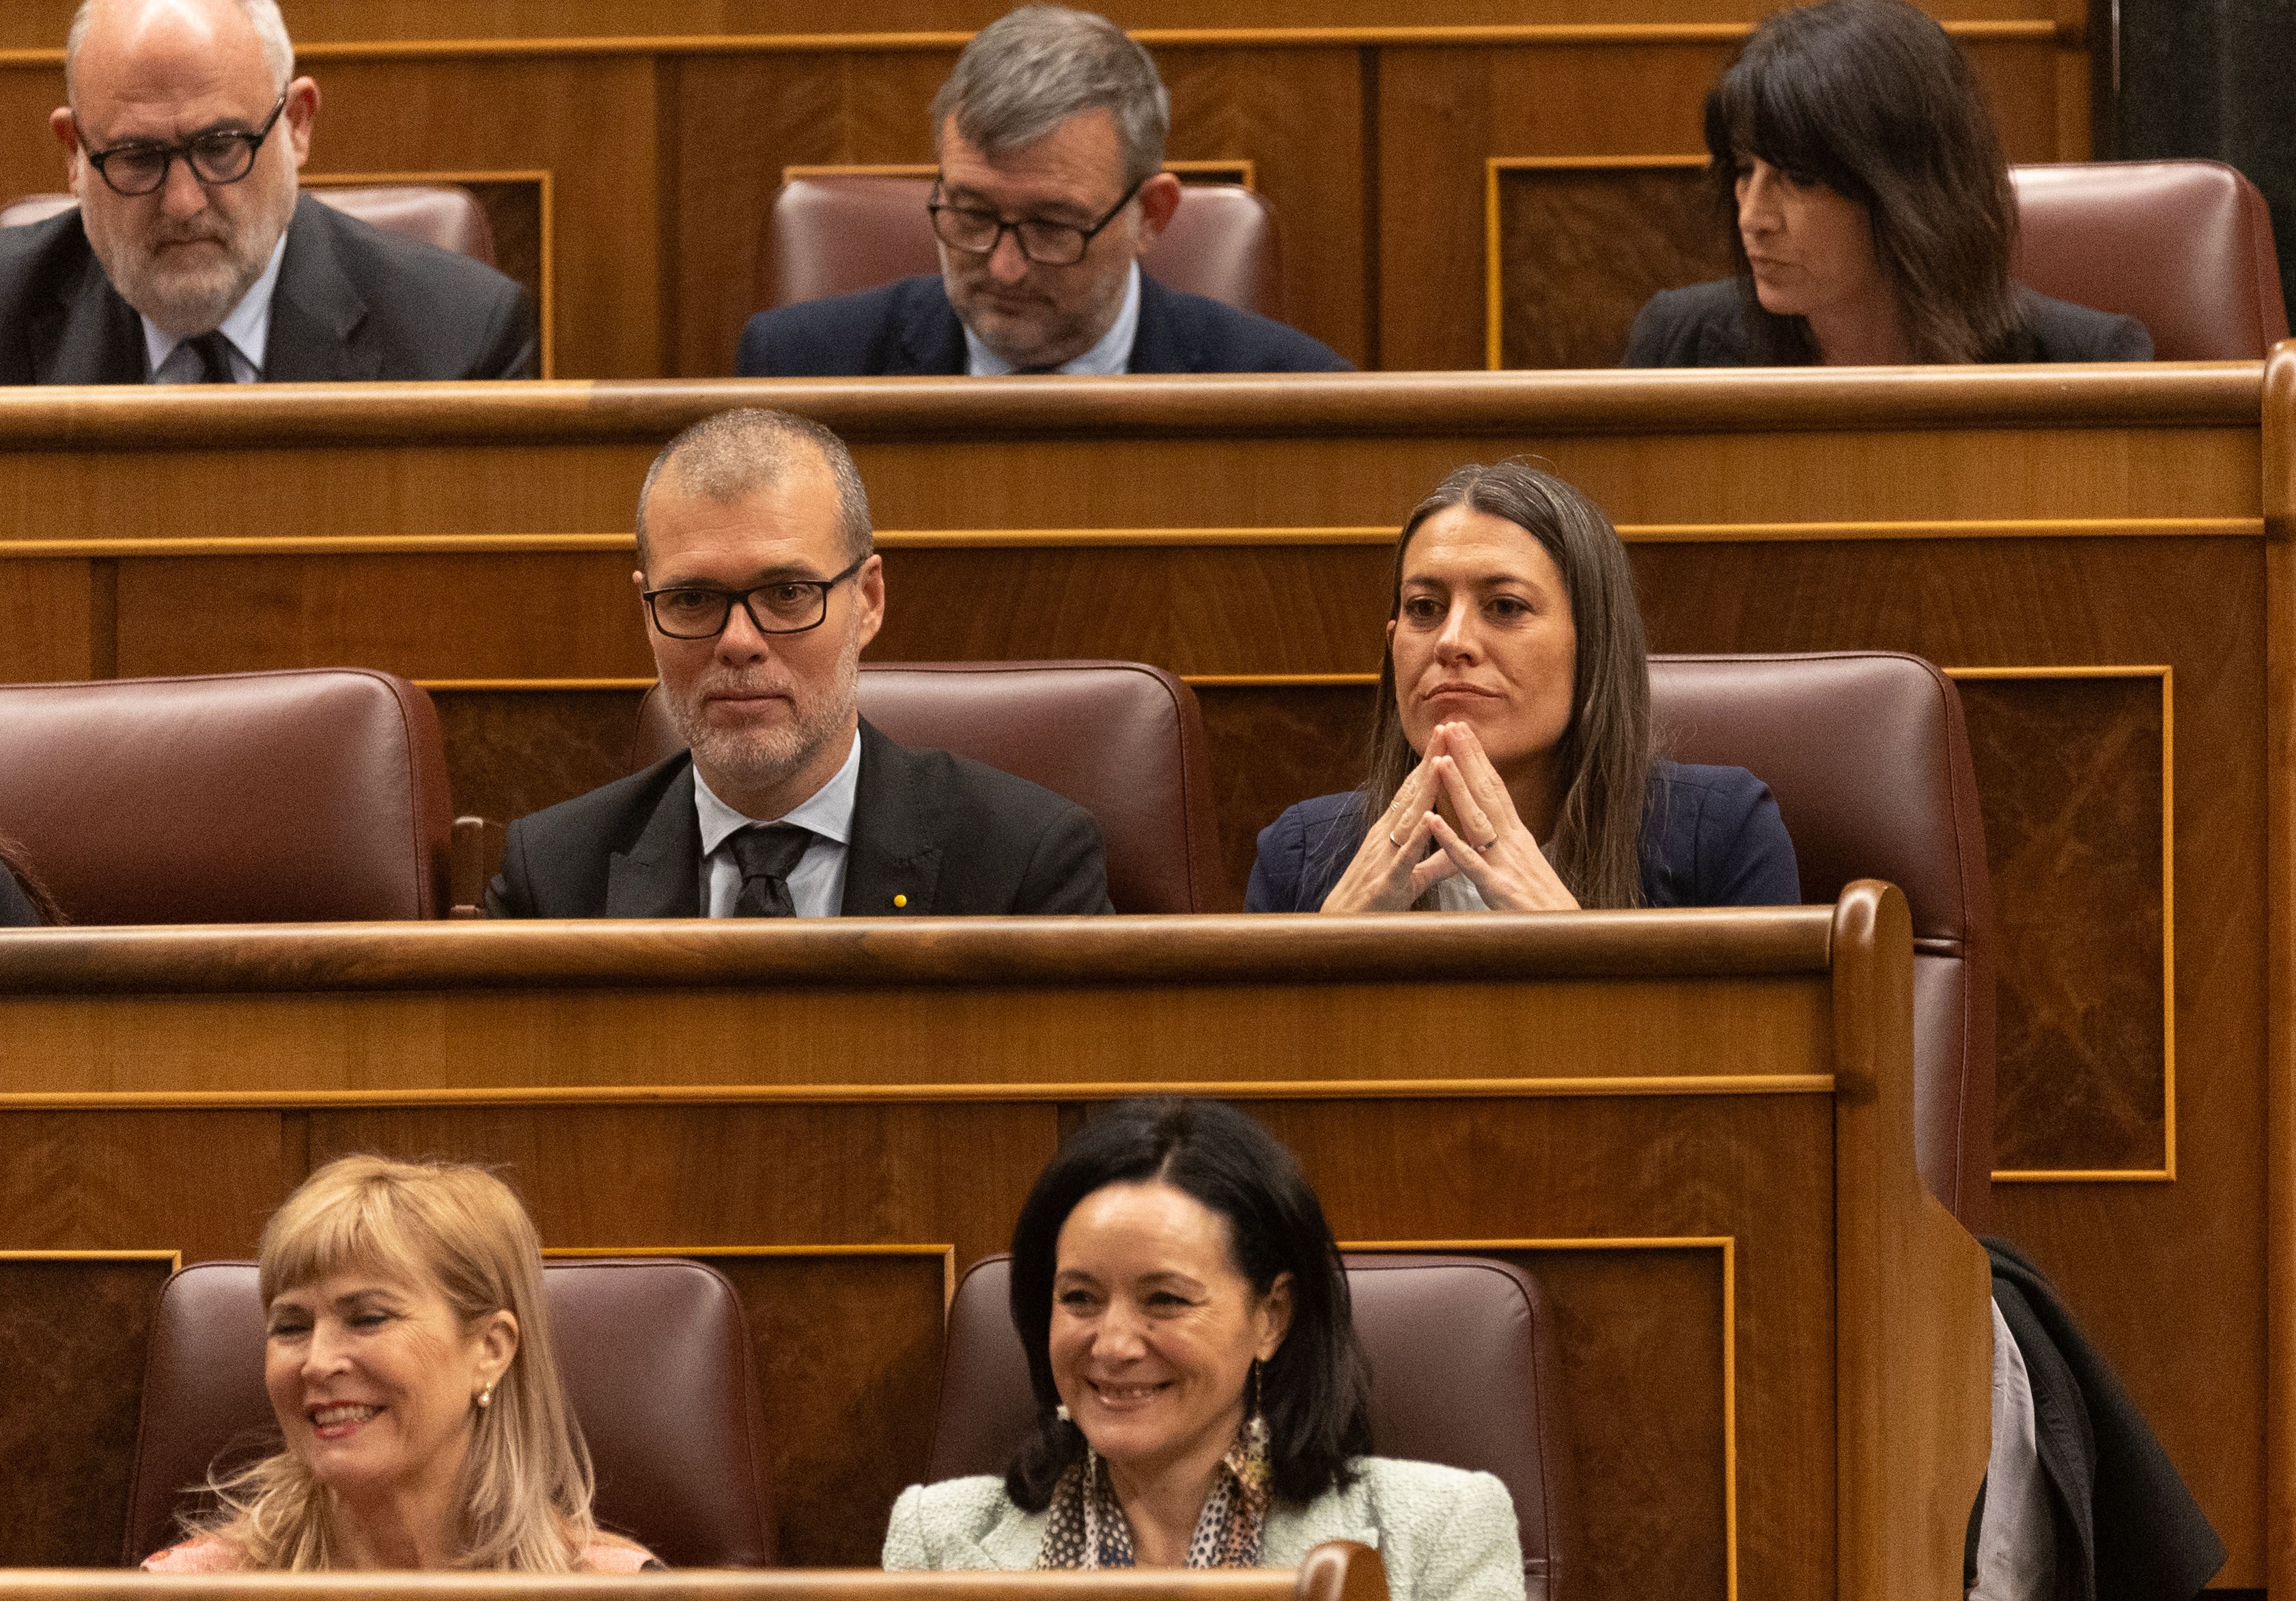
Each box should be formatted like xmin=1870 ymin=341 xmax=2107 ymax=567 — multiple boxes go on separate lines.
xmin=692 ymin=731 xmax=863 ymax=917
xmin=964 ymin=261 xmax=1140 ymax=376
xmin=142 ymin=232 xmax=288 ymax=384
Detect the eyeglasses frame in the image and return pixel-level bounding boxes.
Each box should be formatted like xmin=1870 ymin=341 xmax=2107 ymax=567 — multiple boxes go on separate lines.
xmin=641 ymin=554 xmax=872 ymax=641
xmin=925 ymin=173 xmax=1149 ymax=267
xmin=83 ymin=91 xmax=291 ymax=198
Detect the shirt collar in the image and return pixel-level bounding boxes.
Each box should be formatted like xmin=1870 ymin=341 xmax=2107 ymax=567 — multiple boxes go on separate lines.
xmin=141 ymin=227 xmax=288 ymax=380
xmin=692 ymin=725 xmax=863 ymax=854
xmin=964 ymin=261 xmax=1140 ymax=376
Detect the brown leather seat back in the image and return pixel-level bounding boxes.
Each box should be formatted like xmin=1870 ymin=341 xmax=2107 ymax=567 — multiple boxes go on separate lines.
xmin=760 ymin=176 xmax=1284 ymax=317
xmin=2011 ymin=159 xmax=2288 ymax=359
xmin=925 ymin=1253 xmax=1577 ymax=1601
xmin=1649 ymin=652 xmax=1994 ymax=1227
xmin=122 ymin=1258 xmax=776 ymax=1567
xmin=631 ymin=662 xmax=1229 ymax=913
xmin=1 ymin=186 xmax=496 ymax=266
xmin=0 ymin=669 xmax=454 ymax=923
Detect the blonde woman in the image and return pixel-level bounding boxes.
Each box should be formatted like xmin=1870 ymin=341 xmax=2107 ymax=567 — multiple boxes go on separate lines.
xmin=142 ymin=1156 xmax=657 ymax=1571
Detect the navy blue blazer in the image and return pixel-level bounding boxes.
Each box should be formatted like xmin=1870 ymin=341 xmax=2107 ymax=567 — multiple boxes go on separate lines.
xmin=1622 ymin=277 xmax=2152 ymax=366
xmin=735 ymin=270 xmax=1352 ymax=376
xmin=1246 ymin=760 xmax=1801 ymax=912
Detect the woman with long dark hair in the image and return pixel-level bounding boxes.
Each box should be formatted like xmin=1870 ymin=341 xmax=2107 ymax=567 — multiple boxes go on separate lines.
xmin=884 ymin=1099 xmax=1524 ymax=1601
xmin=1248 ymin=460 xmax=1797 ymax=913
xmin=0 ymin=835 xmax=59 ymax=926
xmin=1625 ymin=0 xmax=2150 ymax=366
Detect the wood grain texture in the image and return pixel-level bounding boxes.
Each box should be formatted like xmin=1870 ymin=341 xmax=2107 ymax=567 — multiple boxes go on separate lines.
xmin=1494 ymin=165 xmax=1730 ymax=368
xmin=0 ymin=1258 xmax=173 ymax=1567
xmin=1196 ymin=683 xmax=1380 ymax=899
xmin=0 ymin=1113 xmax=294 ymax=1260
xmin=0 ymin=559 xmax=93 ymax=682
xmin=432 ymin=687 xmax=652 ymax=826
xmin=1958 ymin=675 xmax=2168 ymax=1173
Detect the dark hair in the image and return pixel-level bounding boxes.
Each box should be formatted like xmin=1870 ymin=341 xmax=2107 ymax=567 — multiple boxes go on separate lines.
xmin=1703 ymin=0 xmax=2023 ymax=363
xmin=1004 ymin=1098 xmax=1373 ymax=1509
xmin=1355 ymin=460 xmax=1652 ymax=910
xmin=0 ymin=833 xmax=63 ymax=925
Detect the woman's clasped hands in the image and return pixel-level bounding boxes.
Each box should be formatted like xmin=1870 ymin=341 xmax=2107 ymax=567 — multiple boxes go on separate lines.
xmin=1320 ymin=721 xmax=1581 ymax=913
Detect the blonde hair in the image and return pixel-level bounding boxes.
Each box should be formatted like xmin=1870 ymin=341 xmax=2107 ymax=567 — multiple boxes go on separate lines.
xmin=196 ymin=1156 xmax=598 ymax=1570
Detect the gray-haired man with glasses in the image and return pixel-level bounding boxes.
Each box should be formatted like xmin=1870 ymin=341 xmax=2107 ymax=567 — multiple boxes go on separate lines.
xmin=736 ymin=5 xmax=1348 ymax=377
xmin=486 ymin=408 xmax=1112 ymax=919
xmin=0 ymin=0 xmax=532 ymax=383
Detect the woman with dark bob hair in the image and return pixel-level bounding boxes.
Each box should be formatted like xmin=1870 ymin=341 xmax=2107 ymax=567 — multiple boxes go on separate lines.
xmin=1248 ymin=460 xmax=1797 ymax=913
xmin=883 ymin=1099 xmax=1524 ymax=1601
xmin=1624 ymin=0 xmax=2149 ymax=366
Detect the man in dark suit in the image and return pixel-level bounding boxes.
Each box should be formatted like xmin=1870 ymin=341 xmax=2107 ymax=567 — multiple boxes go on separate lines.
xmin=735 ymin=5 xmax=1347 ymax=378
xmin=486 ymin=408 xmax=1111 ymax=919
xmin=8 ymin=0 xmax=531 ymax=385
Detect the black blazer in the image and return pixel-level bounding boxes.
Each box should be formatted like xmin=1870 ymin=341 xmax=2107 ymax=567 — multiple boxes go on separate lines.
xmin=0 ymin=865 xmax=38 ymax=928
xmin=734 ymin=270 xmax=1352 ymax=376
xmin=1622 ymin=277 xmax=2153 ymax=366
xmin=1246 ymin=760 xmax=1801 ymax=912
xmin=0 ymin=193 xmax=535 ymax=383
xmin=485 ymin=720 xmax=1113 ymax=918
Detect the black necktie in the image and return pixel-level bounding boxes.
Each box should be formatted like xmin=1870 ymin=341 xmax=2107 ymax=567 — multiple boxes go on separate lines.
xmin=729 ymin=823 xmax=814 ymax=917
xmin=188 ymin=332 xmax=237 ymax=383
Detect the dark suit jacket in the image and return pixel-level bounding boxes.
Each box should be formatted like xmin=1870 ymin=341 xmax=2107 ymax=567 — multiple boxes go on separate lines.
xmin=0 ymin=865 xmax=38 ymax=928
xmin=1246 ymin=760 xmax=1801 ymax=912
xmin=486 ymin=720 xmax=1113 ymax=918
xmin=0 ymin=193 xmax=535 ymax=383
xmin=1972 ymin=1238 xmax=2223 ymax=1601
xmin=735 ymin=270 xmax=1352 ymax=376
xmin=1621 ymin=277 xmax=2153 ymax=366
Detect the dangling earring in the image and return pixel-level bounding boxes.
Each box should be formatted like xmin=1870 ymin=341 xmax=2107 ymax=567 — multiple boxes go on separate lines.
xmin=475 ymin=1381 xmax=495 ymax=1410
xmin=1241 ymin=1359 xmax=1271 ymax=1490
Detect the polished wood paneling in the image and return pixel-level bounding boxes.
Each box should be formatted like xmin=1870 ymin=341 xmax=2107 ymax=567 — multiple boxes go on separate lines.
xmin=1196 ymin=682 xmax=1379 ymax=897
xmin=0 ymin=1113 xmax=297 ymax=1261
xmin=432 ymin=687 xmax=651 ymax=827
xmin=0 ymin=894 xmax=1991 ymax=1600
xmin=1492 ymin=163 xmax=1726 ymax=369
xmin=1958 ymin=673 xmax=2170 ymax=1175
xmin=0 ymin=1256 xmax=175 ymax=1568
xmin=0 ymin=558 xmax=93 ymax=682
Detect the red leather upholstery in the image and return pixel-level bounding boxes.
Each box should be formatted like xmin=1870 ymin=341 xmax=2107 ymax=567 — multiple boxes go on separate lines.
xmin=759 ymin=176 xmax=1285 ymax=318
xmin=631 ymin=661 xmax=1229 ymax=913
xmin=122 ymin=1258 xmax=776 ymax=1568
xmin=0 ymin=669 xmax=453 ymax=923
xmin=2011 ymin=159 xmax=2288 ymax=359
xmin=1651 ymin=652 xmax=1994 ymax=1228
xmin=925 ymin=1253 xmax=1578 ymax=1601
xmin=1 ymin=185 xmax=496 ymax=266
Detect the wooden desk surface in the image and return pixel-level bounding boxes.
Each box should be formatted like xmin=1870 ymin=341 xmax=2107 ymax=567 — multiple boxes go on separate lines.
xmin=0 ymin=889 xmax=1988 ymax=1601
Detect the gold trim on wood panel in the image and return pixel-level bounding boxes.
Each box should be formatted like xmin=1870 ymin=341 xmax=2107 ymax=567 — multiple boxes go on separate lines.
xmin=783 ymin=160 xmax=1258 ymax=191
xmin=0 ymin=1248 xmax=183 ymax=1272
xmin=0 ymin=1075 xmax=1838 ymax=1112
xmin=418 ymin=678 xmax=655 ymax=691
xmin=1348 ymin=1236 xmax=1737 ymax=1601
xmin=0 ymin=520 xmax=2256 ymax=565
xmin=546 ymin=1242 xmax=958 ymax=1305
xmin=1485 ymin=154 xmax=1709 ymax=370
xmin=1184 ymin=673 xmax=1380 ymax=688
xmin=1946 ymin=665 xmax=2176 ymax=1184
xmin=304 ymin=169 xmax=556 ymax=380
xmin=0 ymin=22 xmax=2064 ymax=67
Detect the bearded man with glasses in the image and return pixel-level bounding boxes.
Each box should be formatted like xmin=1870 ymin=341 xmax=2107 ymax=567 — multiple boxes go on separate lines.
xmin=486 ymin=408 xmax=1112 ymax=919
xmin=737 ymin=5 xmax=1349 ymax=377
xmin=0 ymin=0 xmax=533 ymax=383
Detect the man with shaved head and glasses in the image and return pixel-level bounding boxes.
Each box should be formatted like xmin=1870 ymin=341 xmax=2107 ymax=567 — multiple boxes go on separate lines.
xmin=0 ymin=0 xmax=532 ymax=382
xmin=737 ymin=5 xmax=1347 ymax=376
xmin=487 ymin=408 xmax=1112 ymax=919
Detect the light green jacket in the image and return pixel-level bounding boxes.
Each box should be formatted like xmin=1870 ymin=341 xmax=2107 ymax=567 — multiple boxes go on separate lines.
xmin=881 ymin=1457 xmax=1526 ymax=1601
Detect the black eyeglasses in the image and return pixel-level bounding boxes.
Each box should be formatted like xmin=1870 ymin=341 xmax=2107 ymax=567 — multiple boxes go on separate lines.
xmin=83 ymin=93 xmax=289 ymax=198
xmin=926 ymin=175 xmax=1147 ymax=267
xmin=641 ymin=555 xmax=869 ymax=641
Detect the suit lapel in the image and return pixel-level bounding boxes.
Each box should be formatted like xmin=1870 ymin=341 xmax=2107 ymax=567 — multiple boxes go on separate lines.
xmin=893 ymin=278 xmax=970 ymax=375
xmin=839 ymin=721 xmax=945 ymax=915
xmin=262 ymin=197 xmax=378 ymax=381
xmin=31 ymin=229 xmax=146 ymax=384
xmin=1123 ymin=272 xmax=1192 ymax=374
xmin=604 ymin=760 xmax=706 ymax=917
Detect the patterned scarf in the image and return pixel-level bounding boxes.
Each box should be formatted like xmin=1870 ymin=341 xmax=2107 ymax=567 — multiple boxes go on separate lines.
xmin=1037 ymin=1422 xmax=1272 ymax=1570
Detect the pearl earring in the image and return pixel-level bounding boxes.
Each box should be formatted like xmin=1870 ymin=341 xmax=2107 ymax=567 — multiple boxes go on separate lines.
xmin=1055 ymin=1403 xmax=1072 ymax=1423
xmin=476 ymin=1382 xmax=495 ymax=1409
